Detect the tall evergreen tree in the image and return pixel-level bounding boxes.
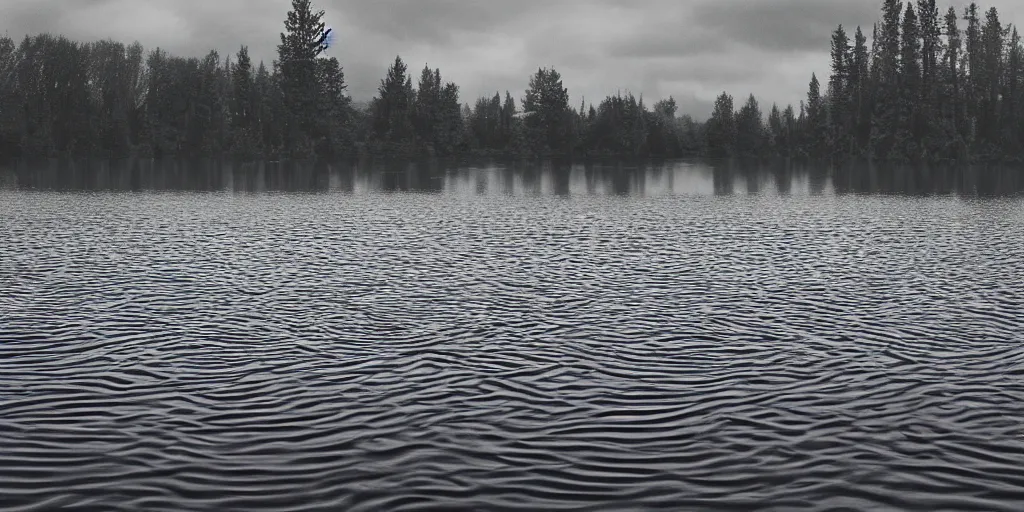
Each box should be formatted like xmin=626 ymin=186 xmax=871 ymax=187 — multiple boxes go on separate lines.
xmin=899 ymin=2 xmax=922 ymax=160
xmin=964 ymin=2 xmax=983 ymax=144
xmin=276 ymin=0 xmax=325 ymax=157
xmin=706 ymin=92 xmax=736 ymax=158
xmin=372 ymin=55 xmax=415 ymax=148
xmin=314 ymin=56 xmax=351 ymax=156
xmin=230 ymin=46 xmax=260 ymax=158
xmin=522 ymin=67 xmax=571 ymax=154
xmin=805 ymin=74 xmax=827 ymax=158
xmin=943 ymin=6 xmax=965 ymax=156
xmin=782 ymin=104 xmax=797 ymax=158
xmin=433 ymin=81 xmax=464 ymax=155
xmin=871 ymin=0 xmax=903 ymax=160
xmin=918 ymin=0 xmax=942 ymax=156
xmin=851 ymin=26 xmax=872 ymax=155
xmin=735 ymin=94 xmax=764 ymax=157
xmin=766 ymin=103 xmax=783 ymax=157
xmin=1004 ymin=27 xmax=1023 ymax=155
xmin=413 ymin=65 xmax=440 ymax=149
xmin=829 ymin=25 xmax=851 ymax=158
xmin=500 ymin=91 xmax=518 ymax=151
xmin=0 ymin=35 xmax=21 ymax=156
xmin=979 ymin=7 xmax=1004 ymax=152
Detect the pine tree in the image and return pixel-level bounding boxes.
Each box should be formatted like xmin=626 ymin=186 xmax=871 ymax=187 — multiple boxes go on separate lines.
xmin=314 ymin=56 xmax=351 ymax=156
xmin=413 ymin=65 xmax=440 ymax=150
xmin=870 ymin=0 xmax=903 ymax=160
xmin=1004 ymin=27 xmax=1023 ymax=155
xmin=433 ymin=81 xmax=463 ymax=155
xmin=979 ymin=7 xmax=1003 ymax=153
xmin=706 ymin=92 xmax=735 ymax=158
xmin=0 ymin=35 xmax=21 ymax=156
xmin=782 ymin=104 xmax=797 ymax=158
xmin=500 ymin=91 xmax=517 ymax=151
xmin=943 ymin=7 xmax=965 ymax=157
xmin=851 ymin=27 xmax=871 ymax=155
xmin=276 ymin=0 xmax=325 ymax=157
xmin=805 ymin=74 xmax=827 ymax=158
xmin=964 ymin=3 xmax=982 ymax=144
xmin=767 ymin=103 xmax=783 ymax=157
xmin=735 ymin=94 xmax=763 ymax=157
xmin=917 ymin=0 xmax=941 ymax=157
xmin=522 ymin=67 xmax=571 ymax=154
xmin=829 ymin=25 xmax=851 ymax=158
xmin=899 ymin=2 xmax=921 ymax=160
xmin=230 ymin=46 xmax=260 ymax=159
xmin=255 ymin=61 xmax=285 ymax=158
xmin=372 ymin=55 xmax=415 ymax=148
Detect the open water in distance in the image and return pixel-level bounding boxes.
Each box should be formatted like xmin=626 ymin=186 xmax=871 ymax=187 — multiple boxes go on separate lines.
xmin=2 ymin=161 xmax=1024 ymax=511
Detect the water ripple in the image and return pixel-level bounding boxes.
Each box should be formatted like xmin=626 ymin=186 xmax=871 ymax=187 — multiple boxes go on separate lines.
xmin=1 ymin=191 xmax=1023 ymax=511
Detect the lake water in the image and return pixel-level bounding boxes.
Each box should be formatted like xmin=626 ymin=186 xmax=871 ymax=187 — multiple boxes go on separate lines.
xmin=2 ymin=161 xmax=1024 ymax=511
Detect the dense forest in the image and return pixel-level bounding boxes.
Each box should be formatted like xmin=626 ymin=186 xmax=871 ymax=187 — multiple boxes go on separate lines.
xmin=0 ymin=0 xmax=1021 ymax=163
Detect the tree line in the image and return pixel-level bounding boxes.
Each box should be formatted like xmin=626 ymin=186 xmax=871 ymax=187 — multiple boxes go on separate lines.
xmin=0 ymin=0 xmax=1020 ymax=163
xmin=709 ymin=0 xmax=1024 ymax=163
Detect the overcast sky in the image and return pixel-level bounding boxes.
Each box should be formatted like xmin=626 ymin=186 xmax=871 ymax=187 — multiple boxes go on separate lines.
xmin=5 ymin=0 xmax=1022 ymax=120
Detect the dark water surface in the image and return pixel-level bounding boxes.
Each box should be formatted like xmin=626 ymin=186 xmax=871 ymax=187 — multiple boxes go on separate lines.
xmin=2 ymin=162 xmax=1024 ymax=511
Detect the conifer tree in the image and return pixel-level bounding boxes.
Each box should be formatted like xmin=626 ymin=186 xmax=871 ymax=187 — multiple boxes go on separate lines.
xmin=434 ymin=81 xmax=464 ymax=155
xmin=829 ymin=25 xmax=851 ymax=158
xmin=899 ymin=2 xmax=921 ymax=160
xmin=372 ymin=55 xmax=415 ymax=147
xmin=500 ymin=91 xmax=517 ymax=150
xmin=314 ymin=56 xmax=351 ymax=156
xmin=851 ymin=27 xmax=871 ymax=155
xmin=735 ymin=94 xmax=764 ymax=157
xmin=805 ymin=74 xmax=827 ymax=158
xmin=276 ymin=0 xmax=325 ymax=156
xmin=782 ymin=104 xmax=797 ymax=157
xmin=918 ymin=0 xmax=941 ymax=156
xmin=943 ymin=7 xmax=964 ymax=155
xmin=767 ymin=103 xmax=783 ymax=157
xmin=522 ymin=67 xmax=571 ymax=154
xmin=1004 ymin=27 xmax=1023 ymax=154
xmin=706 ymin=92 xmax=736 ymax=158
xmin=870 ymin=0 xmax=903 ymax=160
xmin=979 ymin=7 xmax=1003 ymax=150
xmin=230 ymin=46 xmax=260 ymax=158
xmin=964 ymin=3 xmax=983 ymax=144
xmin=413 ymin=65 xmax=440 ymax=148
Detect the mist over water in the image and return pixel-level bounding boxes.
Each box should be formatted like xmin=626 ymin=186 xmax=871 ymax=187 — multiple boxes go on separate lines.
xmin=2 ymin=160 xmax=1024 ymax=511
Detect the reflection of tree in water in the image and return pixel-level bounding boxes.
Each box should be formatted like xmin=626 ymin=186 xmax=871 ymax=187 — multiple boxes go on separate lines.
xmin=5 ymin=157 xmax=1024 ymax=198
xmin=743 ymin=167 xmax=762 ymax=196
xmin=549 ymin=164 xmax=572 ymax=197
xmin=808 ymin=167 xmax=829 ymax=196
xmin=712 ymin=164 xmax=734 ymax=196
xmin=771 ymin=162 xmax=793 ymax=195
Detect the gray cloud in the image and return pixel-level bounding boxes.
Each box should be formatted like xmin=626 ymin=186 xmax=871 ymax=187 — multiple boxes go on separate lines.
xmin=2 ymin=0 xmax=1022 ymax=121
xmin=691 ymin=0 xmax=882 ymax=52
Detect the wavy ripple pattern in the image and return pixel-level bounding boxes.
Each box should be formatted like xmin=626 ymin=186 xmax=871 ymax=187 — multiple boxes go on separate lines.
xmin=1 ymin=191 xmax=1024 ymax=511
